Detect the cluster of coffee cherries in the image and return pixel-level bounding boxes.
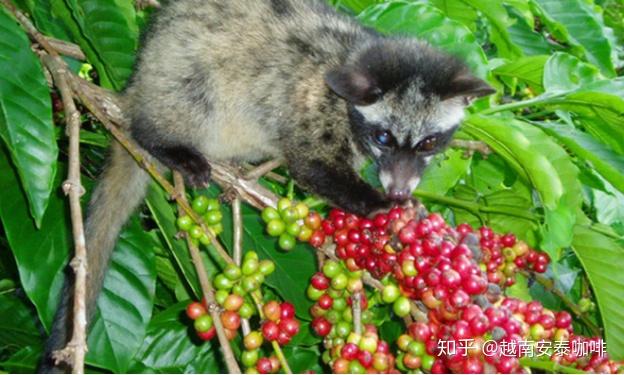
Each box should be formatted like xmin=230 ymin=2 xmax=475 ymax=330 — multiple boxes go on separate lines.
xmin=308 ymin=260 xmax=373 ymax=341
xmin=177 ymin=195 xmax=223 ymax=244
xmin=299 ymin=204 xmax=624 ymax=373
xmin=239 ymin=301 xmax=300 ymax=373
xmin=186 ymin=252 xmax=274 ymax=340
xmin=458 ymin=224 xmax=551 ymax=287
xmin=261 ymin=198 xmax=317 ymax=251
xmin=327 ymin=325 xmax=398 ymax=374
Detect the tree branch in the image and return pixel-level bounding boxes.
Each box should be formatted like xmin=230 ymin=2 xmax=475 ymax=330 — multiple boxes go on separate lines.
xmin=41 ymin=54 xmax=88 ymax=374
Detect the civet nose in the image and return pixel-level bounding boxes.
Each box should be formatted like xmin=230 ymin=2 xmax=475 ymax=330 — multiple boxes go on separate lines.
xmin=388 ymin=188 xmax=410 ymax=202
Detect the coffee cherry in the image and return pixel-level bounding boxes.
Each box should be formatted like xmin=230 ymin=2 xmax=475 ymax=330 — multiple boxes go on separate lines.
xmin=256 ymin=357 xmax=273 ymax=374
xmin=266 ymin=219 xmax=286 ymax=237
xmin=279 ymin=318 xmax=300 ymax=337
xmin=186 ymin=302 xmax=207 ymax=320
xmin=312 ymin=317 xmax=331 ymax=336
xmin=176 ymin=215 xmax=193 ymax=231
xmin=204 ymin=210 xmax=223 ymax=225
xmin=194 ymin=315 xmax=213 ymax=333
xmin=382 ymin=284 xmax=400 ymax=303
xmin=280 ymin=302 xmax=296 ymax=320
xmin=263 ymin=301 xmax=282 ymax=321
xmin=221 ymin=311 xmax=241 ymax=331
xmin=262 ymin=207 xmax=280 ymax=223
xmin=223 ymin=294 xmax=244 ymax=311
xmin=244 ymin=331 xmax=264 ymax=350
xmin=278 ymin=233 xmax=296 ymax=251
xmin=262 ymin=321 xmax=280 ymax=341
xmin=241 ymin=349 xmax=260 ymax=367
xmin=197 ymin=326 xmax=216 ymax=341
xmin=393 ymin=296 xmax=411 ymax=317
xmin=258 ymin=260 xmax=276 ymax=276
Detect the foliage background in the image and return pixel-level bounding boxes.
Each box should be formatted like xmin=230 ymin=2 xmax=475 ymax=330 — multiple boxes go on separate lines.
xmin=0 ymin=0 xmax=623 ymax=372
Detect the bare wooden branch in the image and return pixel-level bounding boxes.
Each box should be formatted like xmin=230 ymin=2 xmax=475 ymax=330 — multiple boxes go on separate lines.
xmin=42 ymin=54 xmax=88 ymax=374
xmin=45 ymin=37 xmax=86 ymax=60
xmin=232 ymin=197 xmax=243 ymax=265
xmin=174 ymin=173 xmax=241 ymax=374
xmin=135 ymin=0 xmax=161 ymax=10
xmin=245 ymin=159 xmax=284 ymax=181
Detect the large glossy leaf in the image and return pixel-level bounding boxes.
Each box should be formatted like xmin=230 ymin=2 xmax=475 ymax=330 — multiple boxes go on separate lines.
xmin=86 ymin=216 xmax=157 ymax=372
xmin=533 ymin=0 xmax=616 ymax=77
xmin=0 ymin=294 xmax=42 ymax=349
xmin=51 ymin=0 xmax=138 ymax=90
xmin=535 ymin=121 xmax=624 ymax=193
xmin=130 ymin=302 xmax=220 ymax=373
xmin=357 ymin=1 xmax=489 ymax=78
xmin=572 ymin=225 xmax=624 ymax=359
xmin=18 ymin=0 xmax=72 ymax=41
xmin=0 ymin=146 xmax=69 ymax=331
xmin=418 ymin=149 xmax=471 ymax=195
xmin=543 ymin=52 xmax=601 ymax=93
xmin=463 ymin=116 xmax=581 ymax=251
xmin=506 ymin=6 xmax=552 ymax=56
xmin=0 ymin=345 xmax=42 ymax=373
xmin=145 ymin=184 xmax=201 ymax=298
xmin=493 ymin=55 xmax=549 ymax=91
xmin=329 ymin=0 xmax=380 ymax=14
xmin=429 ymin=0 xmax=478 ymax=31
xmin=460 ymin=0 xmax=522 ymax=58
xmin=0 ymin=8 xmax=58 ymax=226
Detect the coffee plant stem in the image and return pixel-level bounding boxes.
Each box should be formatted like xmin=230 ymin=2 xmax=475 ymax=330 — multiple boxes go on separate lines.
xmin=480 ymin=93 xmax=567 ymax=115
xmin=42 ymin=54 xmax=88 ymax=374
xmin=413 ymin=190 xmax=537 ymax=222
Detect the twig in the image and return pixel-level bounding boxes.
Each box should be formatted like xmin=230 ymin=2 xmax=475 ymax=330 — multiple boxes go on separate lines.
xmin=45 ymin=37 xmax=85 ymax=60
xmin=245 ymin=159 xmax=284 ymax=181
xmin=42 ymin=54 xmax=88 ymax=374
xmin=174 ymin=173 xmax=241 ymax=374
xmin=519 ymin=270 xmax=601 ymax=337
xmin=449 ymin=139 xmax=492 ymax=156
xmin=352 ymin=292 xmax=362 ymax=336
xmin=231 ymin=196 xmax=251 ymax=335
xmin=232 ymin=197 xmax=243 ymax=265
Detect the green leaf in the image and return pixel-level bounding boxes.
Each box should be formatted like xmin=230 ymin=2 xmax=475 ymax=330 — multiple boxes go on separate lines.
xmin=357 ymin=0 xmax=489 ymax=78
xmin=429 ymin=0 xmax=479 ymax=31
xmin=463 ymin=116 xmax=581 ymax=250
xmin=0 ymin=345 xmax=42 ymax=373
xmin=460 ymin=0 xmax=523 ymax=58
xmin=19 ymin=0 xmax=72 ymax=41
xmin=130 ymin=302 xmax=220 ymax=373
xmin=86 ymin=216 xmax=157 ymax=372
xmin=506 ymin=6 xmax=553 ymax=56
xmin=329 ymin=0 xmax=381 ymax=14
xmin=0 ymin=7 xmax=58 ymax=226
xmin=533 ymin=0 xmax=616 ymax=77
xmin=145 ymin=184 xmax=201 ymax=298
xmin=0 ymin=146 xmax=69 ymax=331
xmin=535 ymin=121 xmax=624 ymax=194
xmin=418 ymin=149 xmax=471 ymax=195
xmin=543 ymin=52 xmax=602 ymax=92
xmin=0 ymin=294 xmax=42 ymax=349
xmin=281 ymin=346 xmax=324 ymax=374
xmin=493 ymin=55 xmax=549 ymax=90
xmin=572 ymin=225 xmax=624 ymax=359
xmin=51 ymin=0 xmax=138 ymax=90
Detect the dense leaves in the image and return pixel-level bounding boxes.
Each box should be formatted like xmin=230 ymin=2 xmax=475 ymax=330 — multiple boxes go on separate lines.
xmin=0 ymin=0 xmax=623 ymax=372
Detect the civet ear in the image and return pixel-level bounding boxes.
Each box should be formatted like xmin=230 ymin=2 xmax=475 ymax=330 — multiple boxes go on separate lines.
xmin=442 ymin=72 xmax=496 ymax=102
xmin=325 ymin=66 xmax=383 ymax=106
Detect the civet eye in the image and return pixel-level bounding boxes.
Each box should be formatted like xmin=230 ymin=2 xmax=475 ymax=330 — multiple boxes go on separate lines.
xmin=374 ymin=130 xmax=395 ymax=147
xmin=416 ymin=135 xmax=438 ymax=152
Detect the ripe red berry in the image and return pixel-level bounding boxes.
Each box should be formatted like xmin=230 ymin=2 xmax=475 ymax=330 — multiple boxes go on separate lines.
xmin=220 ymin=311 xmax=241 ymax=331
xmin=280 ymin=301 xmax=296 ymax=320
xmin=311 ymin=317 xmax=331 ymax=336
xmin=341 ymin=343 xmax=359 ymax=360
xmin=318 ymin=294 xmax=333 ymax=309
xmin=310 ymin=272 xmax=330 ymax=290
xmin=256 ymin=357 xmax=273 ymax=374
xmin=279 ymin=317 xmax=300 ymax=337
xmin=262 ymin=321 xmax=280 ymax=341
xmin=196 ymin=326 xmax=216 ymax=341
